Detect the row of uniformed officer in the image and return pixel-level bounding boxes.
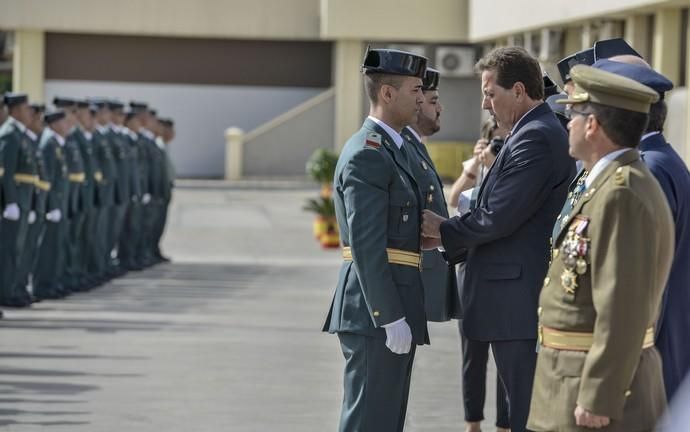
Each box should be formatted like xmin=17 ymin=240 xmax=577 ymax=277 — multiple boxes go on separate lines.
xmin=0 ymin=93 xmax=175 ymax=310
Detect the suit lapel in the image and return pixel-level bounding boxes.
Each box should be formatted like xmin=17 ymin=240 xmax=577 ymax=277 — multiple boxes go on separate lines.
xmin=556 ymin=150 xmax=640 ymax=245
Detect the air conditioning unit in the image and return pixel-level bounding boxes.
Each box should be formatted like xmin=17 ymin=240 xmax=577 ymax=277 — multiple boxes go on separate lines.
xmin=435 ymin=46 xmax=476 ymax=78
xmin=385 ymin=44 xmax=427 ymax=58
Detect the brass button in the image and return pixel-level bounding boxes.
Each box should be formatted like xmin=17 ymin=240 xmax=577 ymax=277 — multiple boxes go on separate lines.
xmin=556 ymin=214 xmax=562 ymax=220
xmin=406 ymin=201 xmax=410 ymax=206
xmin=538 ymin=306 xmax=543 ymax=316
xmin=430 ymin=185 xmax=435 ymax=191
xmin=616 ymin=167 xmax=623 ymax=174
xmin=553 ymin=249 xmax=559 ymax=259
xmin=625 ymin=390 xmax=632 ymax=397
xmin=544 ymin=277 xmax=550 ymax=286
xmin=373 ymin=311 xmax=380 ymax=317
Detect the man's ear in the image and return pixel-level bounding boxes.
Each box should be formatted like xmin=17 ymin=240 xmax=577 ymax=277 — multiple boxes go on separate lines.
xmin=380 ymin=84 xmax=395 ymax=105
xmin=513 ymin=82 xmax=526 ymax=100
xmin=584 ymin=114 xmax=598 ymax=139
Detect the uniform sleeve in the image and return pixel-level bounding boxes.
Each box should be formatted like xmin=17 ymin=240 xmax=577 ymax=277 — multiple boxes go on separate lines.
xmin=2 ymin=134 xmax=20 ymax=205
xmin=440 ymin=130 xmax=556 ymax=260
xmin=577 ymin=188 xmax=668 ymax=418
xmin=343 ymin=147 xmax=405 ymax=327
xmin=40 ymin=142 xmax=58 ymax=211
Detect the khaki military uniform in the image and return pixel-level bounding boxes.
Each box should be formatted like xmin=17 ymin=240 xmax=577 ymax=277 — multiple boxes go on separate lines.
xmin=527 ymin=151 xmax=674 ymax=431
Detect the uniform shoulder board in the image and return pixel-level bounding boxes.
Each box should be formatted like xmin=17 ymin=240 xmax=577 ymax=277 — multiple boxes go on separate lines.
xmin=365 ymin=132 xmax=382 ymax=149
xmin=613 ymin=166 xmax=629 ymax=186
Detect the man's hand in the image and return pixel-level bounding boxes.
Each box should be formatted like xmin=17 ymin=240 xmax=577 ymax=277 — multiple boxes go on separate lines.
xmin=421 ymin=236 xmax=442 ymax=250
xmin=28 ymin=211 xmax=37 ymax=224
xmin=574 ymin=405 xmax=610 ymax=429
xmin=46 ymin=209 xmax=62 ymax=222
xmin=421 ymin=209 xmax=445 ymax=239
xmin=382 ymin=319 xmax=412 ymax=355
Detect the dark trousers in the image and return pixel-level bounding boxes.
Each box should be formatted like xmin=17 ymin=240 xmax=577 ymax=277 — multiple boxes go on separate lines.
xmin=63 ymin=211 xmax=85 ymax=289
xmin=119 ymin=202 xmax=142 ymax=269
xmin=337 ymin=333 xmax=416 ymax=432
xmin=35 ymin=218 xmax=67 ymax=295
xmin=0 ymin=214 xmax=29 ymax=305
xmin=491 ymin=339 xmax=538 ymax=432
xmin=107 ymin=204 xmax=127 ymax=269
xmin=152 ymin=197 xmax=170 ymax=257
xmin=15 ymin=215 xmax=46 ymax=295
xmin=460 ymin=326 xmax=510 ymax=428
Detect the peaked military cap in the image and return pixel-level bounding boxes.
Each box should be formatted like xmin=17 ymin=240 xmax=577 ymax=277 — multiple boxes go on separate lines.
xmin=557 ymin=48 xmax=595 ymax=84
xmin=30 ymin=103 xmax=46 ymax=113
xmin=76 ymin=99 xmax=90 ymax=108
xmin=159 ymin=118 xmax=175 ymax=127
xmin=593 ymin=38 xmax=641 ymax=61
xmin=53 ymin=97 xmax=77 ymax=108
xmin=44 ymin=109 xmax=66 ymax=124
xmin=592 ymin=59 xmax=673 ymax=99
xmin=543 ymin=74 xmax=560 ymax=98
xmin=422 ymin=67 xmax=440 ymax=91
xmin=148 ymin=108 xmax=158 ymax=116
xmin=4 ymin=92 xmax=29 ymax=107
xmin=557 ymin=64 xmax=659 ymax=113
xmin=88 ymin=103 xmax=98 ymax=113
xmin=362 ymin=48 xmax=427 ymax=78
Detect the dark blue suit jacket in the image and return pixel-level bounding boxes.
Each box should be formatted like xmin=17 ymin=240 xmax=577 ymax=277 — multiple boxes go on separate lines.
xmin=641 ymin=132 xmax=690 ymax=400
xmin=440 ymin=103 xmax=575 ymax=341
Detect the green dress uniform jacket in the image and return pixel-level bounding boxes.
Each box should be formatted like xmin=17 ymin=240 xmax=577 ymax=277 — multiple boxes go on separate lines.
xmin=93 ymin=126 xmax=116 ymax=208
xmin=527 ymin=150 xmax=674 ymax=432
xmin=323 ymin=118 xmax=428 ymax=345
xmin=34 ymin=129 xmax=69 ymax=295
xmin=401 ymin=127 xmax=460 ymax=322
xmin=0 ymin=117 xmax=38 ymax=304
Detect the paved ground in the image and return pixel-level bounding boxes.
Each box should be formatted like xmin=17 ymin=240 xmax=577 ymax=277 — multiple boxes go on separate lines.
xmin=0 ymin=185 xmax=502 ymax=431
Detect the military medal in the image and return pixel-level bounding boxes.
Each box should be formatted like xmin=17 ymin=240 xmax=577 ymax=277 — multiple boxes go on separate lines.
xmin=576 ymin=258 xmax=587 ymax=275
xmin=421 ymin=161 xmax=428 ymax=170
xmin=561 ymin=268 xmax=578 ymax=294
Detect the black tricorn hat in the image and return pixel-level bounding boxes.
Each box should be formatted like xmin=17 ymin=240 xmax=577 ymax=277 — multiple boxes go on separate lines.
xmin=593 ymin=38 xmax=641 ymax=61
xmin=422 ymin=67 xmax=440 ymax=91
xmin=44 ymin=109 xmax=66 ymax=124
xmin=30 ymin=103 xmax=46 ymax=113
xmin=543 ymin=74 xmax=559 ymax=98
xmin=362 ymin=48 xmax=427 ymax=78
xmin=53 ymin=97 xmax=77 ymax=108
xmin=5 ymin=92 xmax=29 ymax=107
xmin=557 ymin=47 xmax=595 ymax=84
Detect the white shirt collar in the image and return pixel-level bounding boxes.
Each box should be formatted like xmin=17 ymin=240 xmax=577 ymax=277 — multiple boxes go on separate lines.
xmin=140 ymin=128 xmax=155 ymax=140
xmin=641 ymin=131 xmax=661 ymax=141
xmin=368 ymin=116 xmax=403 ymax=149
xmin=80 ymin=127 xmax=93 ymax=141
xmin=155 ymin=136 xmax=166 ymax=149
xmin=510 ymin=102 xmax=543 ymax=136
xmin=25 ymin=129 xmax=37 ymax=141
xmin=585 ymin=148 xmax=633 ymax=189
xmin=96 ymin=124 xmax=109 ymax=134
xmin=8 ymin=116 xmax=27 ymax=133
xmin=405 ymin=126 xmax=423 ymax=143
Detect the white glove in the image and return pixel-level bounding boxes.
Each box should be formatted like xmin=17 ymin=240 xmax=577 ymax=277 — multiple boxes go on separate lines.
xmin=28 ymin=211 xmax=37 ymax=224
xmin=2 ymin=203 xmax=20 ymax=221
xmin=382 ymin=318 xmax=412 ymax=355
xmin=142 ymin=193 xmax=152 ymax=204
xmin=46 ymin=209 xmax=62 ymax=222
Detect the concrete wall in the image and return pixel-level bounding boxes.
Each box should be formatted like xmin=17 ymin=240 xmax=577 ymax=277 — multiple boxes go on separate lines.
xmin=0 ymin=0 xmax=321 ymax=40
xmin=320 ymin=0 xmax=469 ymax=42
xmin=45 ymin=80 xmax=323 ymax=178
xmin=469 ymin=0 xmax=674 ymax=41
xmin=243 ymin=91 xmax=335 ymax=177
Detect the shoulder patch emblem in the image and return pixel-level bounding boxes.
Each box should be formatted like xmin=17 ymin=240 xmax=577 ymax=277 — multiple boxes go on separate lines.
xmin=365 ymin=133 xmax=382 ymax=149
